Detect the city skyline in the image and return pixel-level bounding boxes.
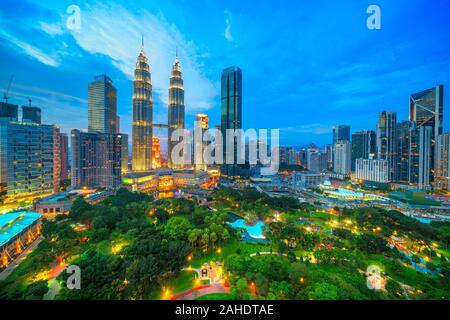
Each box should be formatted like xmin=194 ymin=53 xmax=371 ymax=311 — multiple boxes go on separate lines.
xmin=0 ymin=0 xmax=449 ymax=147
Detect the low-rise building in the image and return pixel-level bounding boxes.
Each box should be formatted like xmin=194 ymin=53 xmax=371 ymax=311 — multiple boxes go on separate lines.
xmin=291 ymin=171 xmax=327 ymax=190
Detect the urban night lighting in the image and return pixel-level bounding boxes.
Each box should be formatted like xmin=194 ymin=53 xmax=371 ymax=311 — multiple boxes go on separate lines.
xmin=0 ymin=0 xmax=449 ymax=311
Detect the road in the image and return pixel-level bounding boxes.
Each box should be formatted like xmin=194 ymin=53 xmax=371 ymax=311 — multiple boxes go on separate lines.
xmin=0 ymin=235 xmax=44 ymax=281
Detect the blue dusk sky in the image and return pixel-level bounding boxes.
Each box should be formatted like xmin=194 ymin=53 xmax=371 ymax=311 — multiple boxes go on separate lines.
xmin=0 ymin=0 xmax=449 ymax=150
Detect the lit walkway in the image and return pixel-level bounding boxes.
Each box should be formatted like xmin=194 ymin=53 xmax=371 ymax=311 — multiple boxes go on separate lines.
xmin=172 ymin=284 xmax=230 ymax=300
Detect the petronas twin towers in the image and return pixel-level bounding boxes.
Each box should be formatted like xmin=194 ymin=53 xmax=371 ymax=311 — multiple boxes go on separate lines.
xmin=132 ymin=40 xmax=185 ymax=171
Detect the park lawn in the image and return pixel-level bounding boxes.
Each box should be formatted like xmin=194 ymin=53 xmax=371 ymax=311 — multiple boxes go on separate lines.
xmin=389 ymin=191 xmax=441 ymax=206
xmin=195 ymin=293 xmax=231 ymax=300
xmin=190 ymin=238 xmax=273 ymax=268
xmin=164 ymin=270 xmax=197 ymax=296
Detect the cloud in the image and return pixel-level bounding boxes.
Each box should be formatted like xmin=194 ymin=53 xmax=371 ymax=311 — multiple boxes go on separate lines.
xmin=280 ymin=124 xmax=332 ymax=135
xmin=39 ymin=21 xmax=64 ymax=36
xmin=68 ymin=3 xmax=216 ymax=114
xmin=224 ymin=18 xmax=233 ymax=42
xmin=0 ymin=29 xmax=60 ymax=67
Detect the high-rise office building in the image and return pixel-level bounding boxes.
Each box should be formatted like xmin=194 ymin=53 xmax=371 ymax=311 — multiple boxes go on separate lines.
xmin=409 ymin=85 xmax=444 ymax=182
xmin=376 ymin=111 xmax=397 ymax=181
xmin=332 ymin=125 xmax=350 ymax=144
xmin=60 ymin=133 xmax=69 ymax=181
xmin=120 ymin=133 xmax=129 ymax=174
xmin=436 ymin=132 xmax=450 ymax=189
xmin=396 ymin=121 xmax=416 ymax=184
xmin=417 ymin=126 xmax=433 ymax=189
xmin=355 ymin=158 xmax=388 ymax=183
xmin=308 ymin=152 xmax=327 ymax=172
xmin=195 ymin=113 xmax=208 ymax=171
xmin=132 ymin=42 xmax=153 ymax=171
xmin=88 ymin=75 xmax=117 ymax=134
xmin=22 ymin=106 xmax=41 ymax=124
xmin=333 ymin=140 xmax=351 ymax=175
xmin=0 ymin=102 xmax=18 ymax=121
xmin=0 ymin=119 xmax=59 ymax=203
xmin=168 ymin=54 xmax=185 ymax=169
xmin=351 ymin=130 xmax=376 ymax=171
xmin=324 ymin=144 xmax=333 ymax=170
xmin=152 ymin=136 xmax=161 ymax=169
xmin=409 ymin=85 xmax=444 ymax=144
xmin=221 ymin=66 xmax=242 ymax=178
xmin=71 ymin=129 xmax=123 ymax=189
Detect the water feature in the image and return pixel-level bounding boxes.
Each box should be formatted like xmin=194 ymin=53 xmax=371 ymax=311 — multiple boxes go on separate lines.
xmin=227 ymin=213 xmax=268 ymax=243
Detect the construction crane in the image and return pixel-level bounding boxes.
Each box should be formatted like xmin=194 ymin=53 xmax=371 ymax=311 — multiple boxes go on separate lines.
xmin=3 ymin=75 xmax=14 ymax=103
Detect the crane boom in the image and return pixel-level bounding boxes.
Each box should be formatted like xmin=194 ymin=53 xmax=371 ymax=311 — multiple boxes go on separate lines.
xmin=3 ymin=75 xmax=14 ymax=103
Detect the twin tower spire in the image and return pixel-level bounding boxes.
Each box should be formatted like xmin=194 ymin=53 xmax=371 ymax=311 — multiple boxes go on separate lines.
xmin=131 ymin=37 xmax=185 ymax=172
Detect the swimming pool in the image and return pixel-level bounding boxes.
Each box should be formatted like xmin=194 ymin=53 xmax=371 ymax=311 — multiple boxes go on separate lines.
xmin=227 ymin=214 xmax=267 ymax=242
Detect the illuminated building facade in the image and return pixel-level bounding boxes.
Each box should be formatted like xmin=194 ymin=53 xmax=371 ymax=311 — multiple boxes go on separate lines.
xmin=0 ymin=212 xmax=42 ymax=269
xmin=0 ymin=119 xmax=59 ymax=203
xmin=168 ymin=53 xmax=185 ymax=169
xmin=376 ymin=111 xmax=397 ymax=181
xmin=436 ymin=132 xmax=450 ymax=189
xmin=152 ymin=136 xmax=161 ymax=169
xmin=59 ymin=133 xmax=69 ymax=181
xmin=195 ymin=113 xmax=209 ymax=172
xmin=221 ymin=66 xmax=242 ymax=178
xmin=70 ymin=129 xmax=123 ymax=189
xmin=88 ymin=75 xmax=117 ymax=134
xmin=132 ymin=42 xmax=153 ymax=171
xmin=355 ymin=158 xmax=388 ymax=183
xmin=333 ymin=140 xmax=351 ymax=175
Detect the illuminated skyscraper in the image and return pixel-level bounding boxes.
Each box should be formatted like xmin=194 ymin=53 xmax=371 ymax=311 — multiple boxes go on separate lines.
xmin=168 ymin=52 xmax=185 ymax=169
xmin=333 ymin=140 xmax=351 ymax=175
xmin=132 ymin=40 xmax=153 ymax=171
xmin=0 ymin=118 xmax=59 ymax=203
xmin=71 ymin=129 xmax=123 ymax=189
xmin=88 ymin=75 xmax=117 ymax=134
xmin=152 ymin=136 xmax=161 ymax=169
xmin=221 ymin=66 xmax=242 ymax=177
xmin=195 ymin=113 xmax=209 ymax=172
xmin=376 ymin=111 xmax=397 ymax=181
xmin=436 ymin=132 xmax=450 ymax=189
xmin=59 ymin=133 xmax=69 ymax=181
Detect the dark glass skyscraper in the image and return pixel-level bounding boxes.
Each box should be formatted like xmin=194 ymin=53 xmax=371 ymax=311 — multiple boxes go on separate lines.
xmin=168 ymin=54 xmax=185 ymax=169
xmin=132 ymin=43 xmax=153 ymax=171
xmin=88 ymin=75 xmax=117 ymax=134
xmin=59 ymin=133 xmax=69 ymax=181
xmin=409 ymin=85 xmax=444 ymax=142
xmin=396 ymin=121 xmax=417 ymax=184
xmin=71 ymin=129 xmax=123 ymax=189
xmin=0 ymin=102 xmax=18 ymax=121
xmin=221 ymin=66 xmax=242 ymax=177
xmin=409 ymin=85 xmax=444 ymax=182
xmin=332 ymin=125 xmax=350 ymax=144
xmin=22 ymin=106 xmax=41 ymax=124
xmin=351 ymin=130 xmax=376 ymax=171
xmin=376 ymin=111 xmax=397 ymax=181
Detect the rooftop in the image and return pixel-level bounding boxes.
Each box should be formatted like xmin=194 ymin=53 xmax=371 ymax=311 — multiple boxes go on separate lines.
xmin=0 ymin=212 xmax=42 ymax=247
